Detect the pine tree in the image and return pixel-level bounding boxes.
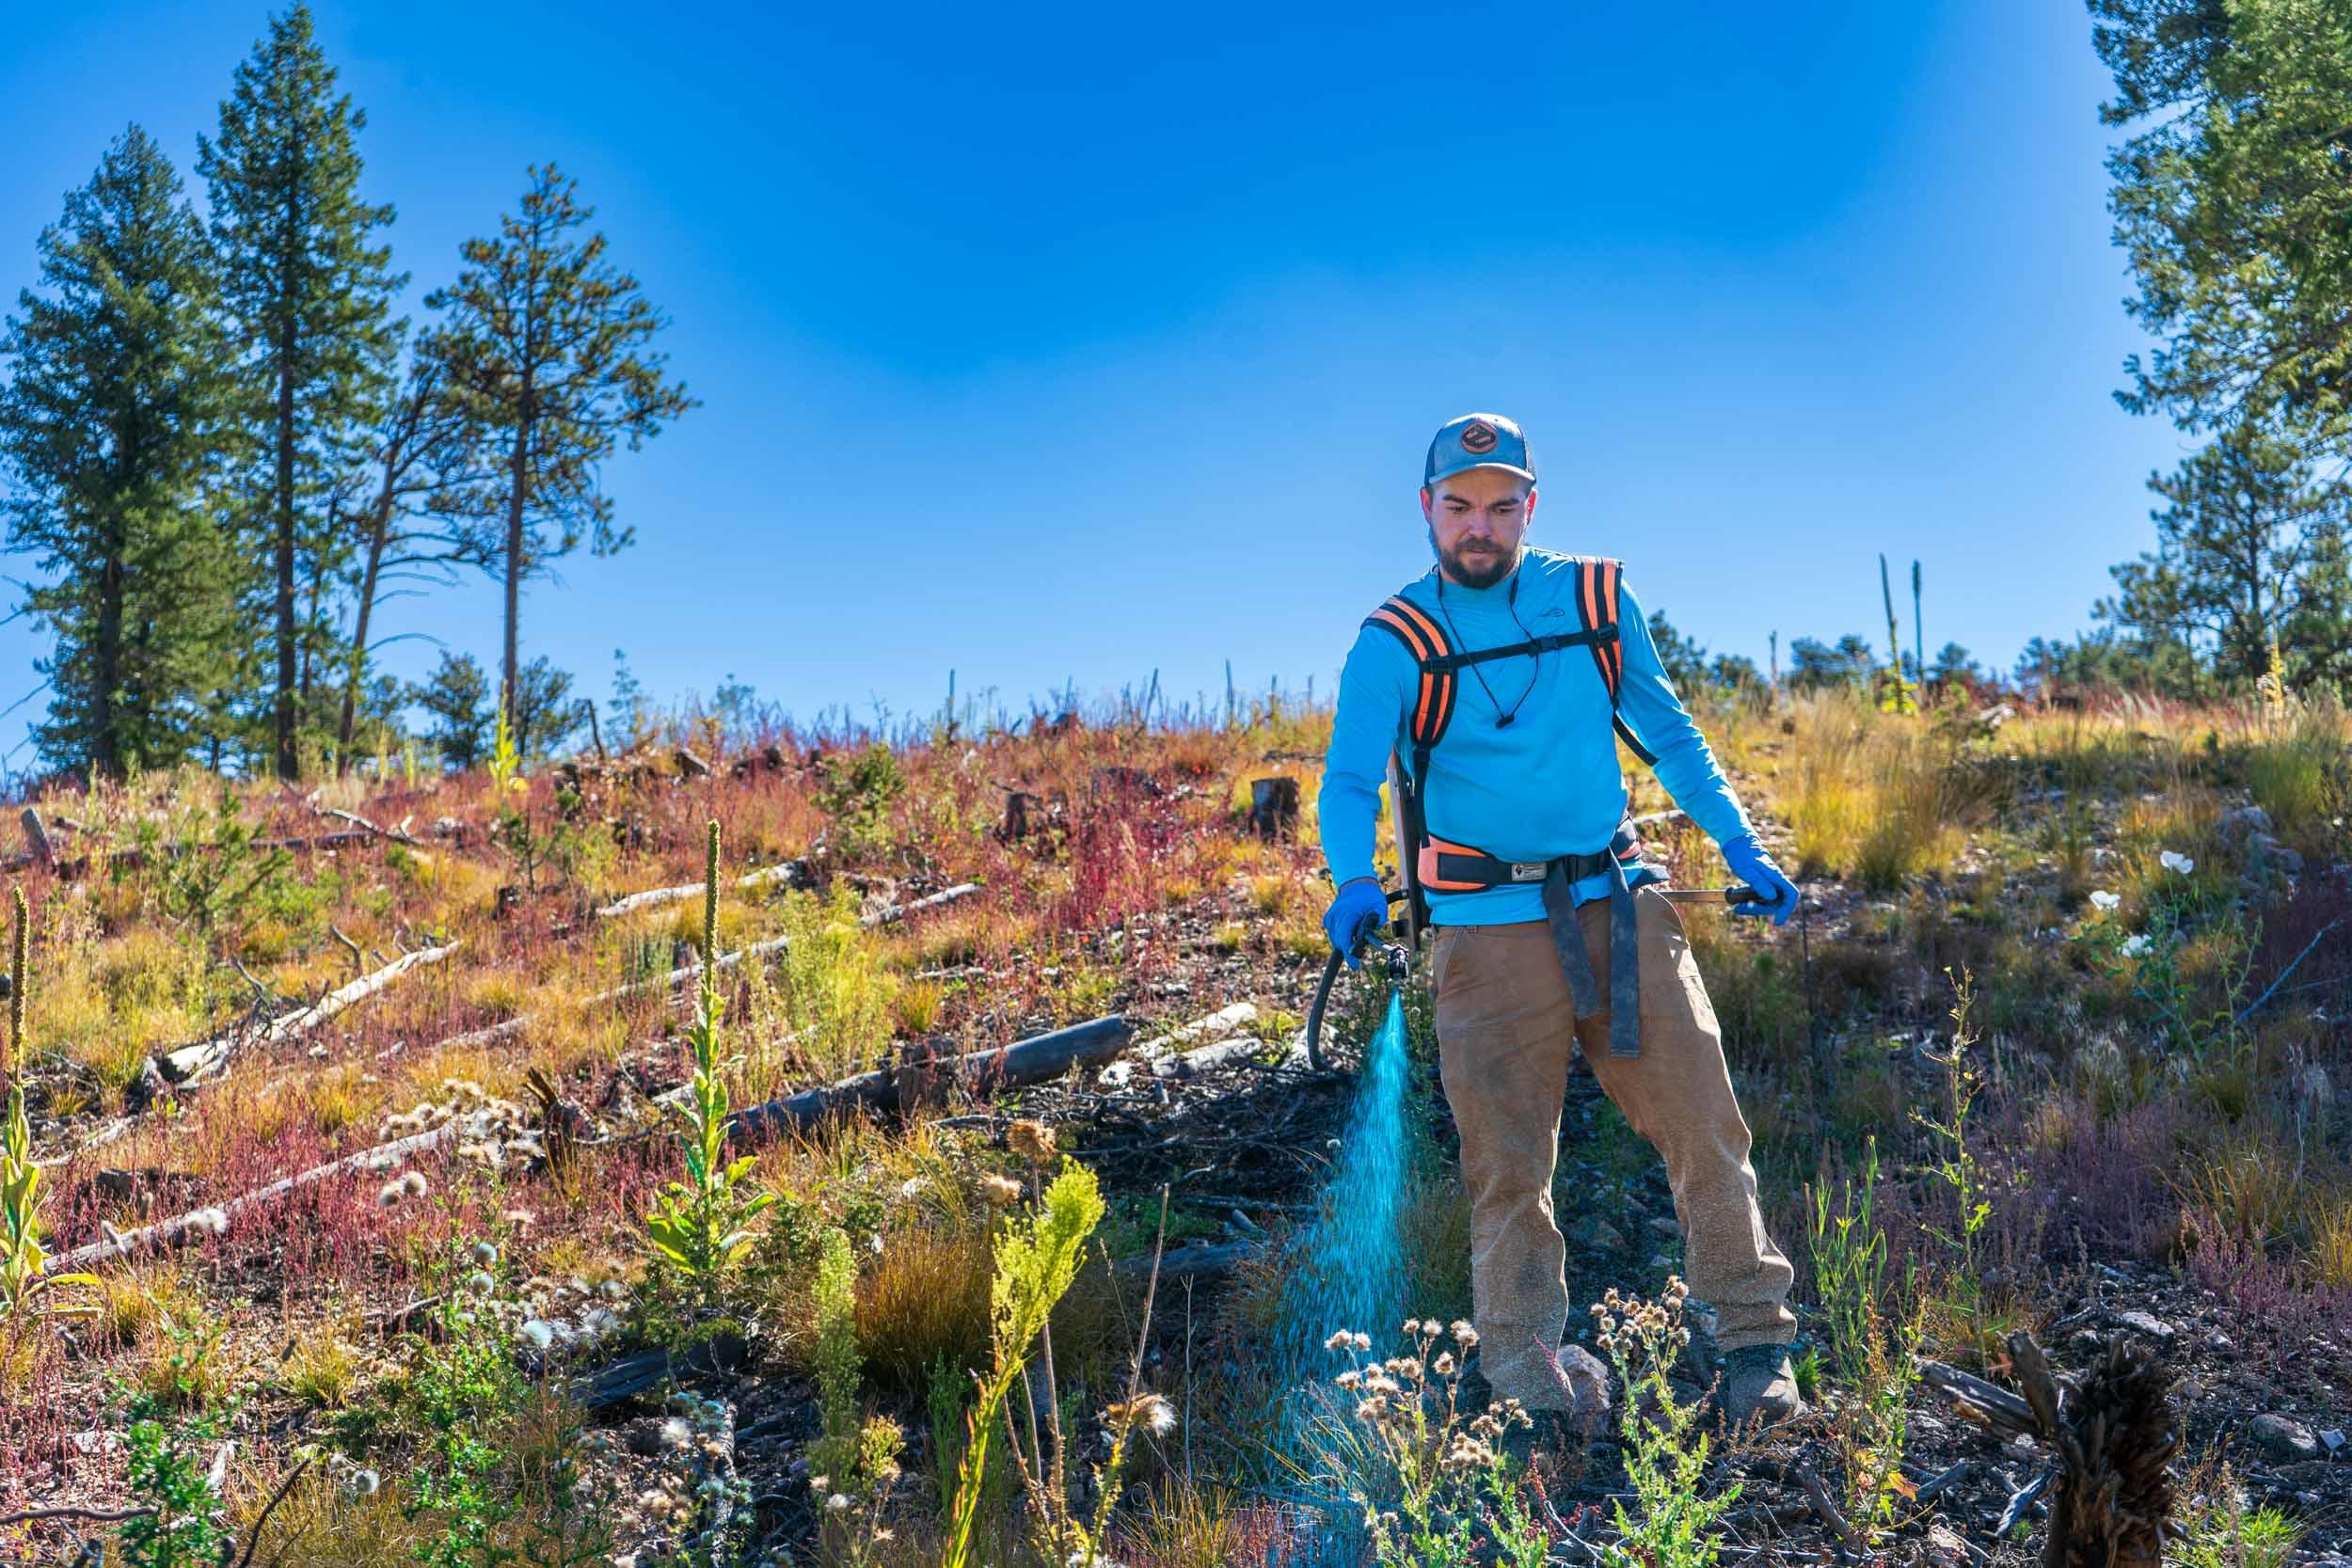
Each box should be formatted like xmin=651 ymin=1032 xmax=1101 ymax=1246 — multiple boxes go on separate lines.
xmin=409 ymin=651 xmax=491 ymax=771
xmin=335 ymin=353 xmax=496 ymax=759
xmin=422 ymin=164 xmax=695 ymax=723
xmin=0 ymin=126 xmax=240 ymax=775
xmin=2099 ymin=420 xmax=2352 ymax=689
xmin=198 ymin=2 xmax=403 ymax=781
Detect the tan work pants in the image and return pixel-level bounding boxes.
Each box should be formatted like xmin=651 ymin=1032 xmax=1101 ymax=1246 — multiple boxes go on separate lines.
xmin=1432 ymin=884 xmax=1795 ymax=1411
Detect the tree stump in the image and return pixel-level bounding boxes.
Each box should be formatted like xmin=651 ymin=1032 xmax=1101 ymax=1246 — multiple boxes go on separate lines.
xmin=1000 ymin=788 xmax=1042 ymax=841
xmin=20 ymin=809 xmax=51 ymax=870
xmin=1247 ymin=777 xmax=1300 ymax=840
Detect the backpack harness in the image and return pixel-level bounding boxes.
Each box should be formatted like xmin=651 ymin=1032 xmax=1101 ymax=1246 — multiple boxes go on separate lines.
xmin=1363 ymin=556 xmax=1660 ymax=1057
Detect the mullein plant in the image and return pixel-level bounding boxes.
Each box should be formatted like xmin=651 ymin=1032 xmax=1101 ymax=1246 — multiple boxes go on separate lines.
xmin=2 ymin=886 xmax=97 ymax=1318
xmin=2 ymin=888 xmax=96 ymax=1316
xmin=644 ymin=822 xmax=775 ymax=1315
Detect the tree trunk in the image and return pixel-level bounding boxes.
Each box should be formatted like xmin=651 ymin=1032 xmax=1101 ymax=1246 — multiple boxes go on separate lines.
xmin=92 ymin=531 xmax=123 ymax=777
xmin=503 ymin=407 xmax=529 ymax=741
xmin=337 ymin=471 xmax=398 ymax=761
xmin=273 ymin=246 xmax=298 ymax=782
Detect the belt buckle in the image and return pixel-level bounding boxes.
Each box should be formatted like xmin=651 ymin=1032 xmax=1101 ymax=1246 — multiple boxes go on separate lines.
xmin=1509 ymin=861 xmax=1547 ymax=883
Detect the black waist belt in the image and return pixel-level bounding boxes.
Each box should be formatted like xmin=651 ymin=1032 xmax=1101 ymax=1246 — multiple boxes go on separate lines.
xmin=1429 ymin=826 xmax=1645 ymax=1058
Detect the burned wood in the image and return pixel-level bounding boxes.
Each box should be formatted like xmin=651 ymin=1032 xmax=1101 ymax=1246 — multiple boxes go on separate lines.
xmin=1246 ymin=777 xmax=1299 ymax=840
xmin=1919 ymin=1356 xmax=2038 ymax=1434
xmin=1110 ymin=1240 xmax=1255 ymax=1285
xmin=1926 ymin=1332 xmax=2176 ymax=1568
xmin=570 ymin=1330 xmax=747 ymax=1412
xmin=1795 ymin=1460 xmax=1863 ymax=1549
xmin=156 ymin=939 xmax=462 ymax=1085
xmin=728 ymin=1014 xmax=1131 ymax=1140
xmin=20 ymin=808 xmax=52 ymax=869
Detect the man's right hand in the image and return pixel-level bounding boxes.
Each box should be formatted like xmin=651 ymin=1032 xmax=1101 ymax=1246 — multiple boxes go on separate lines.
xmin=1322 ymin=878 xmax=1390 ymax=969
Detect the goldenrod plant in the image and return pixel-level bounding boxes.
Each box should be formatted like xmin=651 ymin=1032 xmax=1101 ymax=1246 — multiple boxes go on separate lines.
xmin=941 ymin=1155 xmax=1104 ymax=1568
xmin=644 ymin=821 xmax=775 ymax=1314
xmin=2 ymin=888 xmax=97 ymax=1320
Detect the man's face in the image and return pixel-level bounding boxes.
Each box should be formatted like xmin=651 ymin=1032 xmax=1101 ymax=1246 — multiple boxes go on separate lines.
xmin=1422 ymin=467 xmax=1534 ymax=589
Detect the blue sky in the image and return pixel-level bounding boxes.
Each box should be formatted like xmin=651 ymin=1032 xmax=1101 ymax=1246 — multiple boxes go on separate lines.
xmin=0 ymin=0 xmax=2189 ymax=763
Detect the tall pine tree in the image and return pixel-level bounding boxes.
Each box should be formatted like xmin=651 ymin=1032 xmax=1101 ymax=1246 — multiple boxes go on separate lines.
xmin=0 ymin=126 xmax=240 ymax=775
xmin=423 ymin=163 xmax=694 ymax=723
xmin=198 ymin=2 xmax=402 ymax=780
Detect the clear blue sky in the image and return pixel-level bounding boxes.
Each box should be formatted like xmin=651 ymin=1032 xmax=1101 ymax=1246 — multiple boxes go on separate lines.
xmin=0 ymin=0 xmax=2189 ymax=763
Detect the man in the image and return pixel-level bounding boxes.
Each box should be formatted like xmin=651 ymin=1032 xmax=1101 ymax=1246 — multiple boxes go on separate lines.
xmin=1315 ymin=412 xmax=1805 ymax=1442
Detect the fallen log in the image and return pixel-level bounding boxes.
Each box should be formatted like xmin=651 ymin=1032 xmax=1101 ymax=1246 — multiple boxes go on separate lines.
xmin=1111 ymin=1240 xmax=1255 ymax=1285
xmin=729 ymin=1013 xmax=1130 ymax=1140
xmin=54 ymin=1119 xmax=455 ymax=1271
xmin=428 ymin=885 xmax=977 ymax=1052
xmin=594 ymin=860 xmax=814 ymax=919
xmin=157 ymin=940 xmax=462 ymax=1085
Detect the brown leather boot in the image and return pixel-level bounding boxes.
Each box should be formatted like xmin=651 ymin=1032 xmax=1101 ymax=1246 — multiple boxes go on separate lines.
xmin=1717 ymin=1343 xmax=1805 ymax=1426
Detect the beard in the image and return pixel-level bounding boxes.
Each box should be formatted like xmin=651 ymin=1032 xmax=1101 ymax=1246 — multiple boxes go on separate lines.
xmin=1428 ymin=526 xmax=1518 ymax=589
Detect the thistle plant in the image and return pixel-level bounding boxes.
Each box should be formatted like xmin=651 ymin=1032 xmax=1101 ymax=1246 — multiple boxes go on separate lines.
xmin=2 ymin=888 xmax=96 ymax=1318
xmin=1590 ymin=1281 xmax=1739 ymax=1568
xmin=1326 ymin=1317 xmax=1547 ymax=1568
xmin=645 ymin=821 xmax=774 ymax=1314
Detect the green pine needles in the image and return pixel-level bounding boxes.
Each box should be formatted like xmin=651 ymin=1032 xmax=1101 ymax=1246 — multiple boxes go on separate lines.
xmin=644 ymin=821 xmax=774 ymax=1315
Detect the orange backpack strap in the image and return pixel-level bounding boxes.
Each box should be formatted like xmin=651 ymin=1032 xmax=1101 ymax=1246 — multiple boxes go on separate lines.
xmin=1569 ymin=557 xmax=1660 ymax=768
xmin=1362 ymin=594 xmax=1458 ymax=753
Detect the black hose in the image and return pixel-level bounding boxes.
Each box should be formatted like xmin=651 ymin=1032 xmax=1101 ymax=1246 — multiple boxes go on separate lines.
xmin=1303 ymin=888 xmax=1410 ymax=1073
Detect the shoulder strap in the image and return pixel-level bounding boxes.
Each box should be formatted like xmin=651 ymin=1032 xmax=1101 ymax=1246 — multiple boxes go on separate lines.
xmin=1362 ymin=594 xmax=1458 ymax=752
xmin=1569 ymin=557 xmax=1659 ymax=768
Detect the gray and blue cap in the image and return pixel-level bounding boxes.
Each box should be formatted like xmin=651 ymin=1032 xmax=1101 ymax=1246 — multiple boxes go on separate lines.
xmin=1423 ymin=412 xmax=1535 ymax=489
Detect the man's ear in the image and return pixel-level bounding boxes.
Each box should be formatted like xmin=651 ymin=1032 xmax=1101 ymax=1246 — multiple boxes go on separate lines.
xmin=1420 ymin=485 xmax=1433 ymax=523
xmin=1525 ymin=488 xmax=1538 ymax=526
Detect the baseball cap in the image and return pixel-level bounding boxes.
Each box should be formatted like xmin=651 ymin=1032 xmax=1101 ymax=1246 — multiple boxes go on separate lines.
xmin=1424 ymin=412 xmax=1535 ymax=489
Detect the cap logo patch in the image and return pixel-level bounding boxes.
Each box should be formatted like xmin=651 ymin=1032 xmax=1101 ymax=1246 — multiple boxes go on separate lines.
xmin=1459 ymin=421 xmax=1499 ymax=454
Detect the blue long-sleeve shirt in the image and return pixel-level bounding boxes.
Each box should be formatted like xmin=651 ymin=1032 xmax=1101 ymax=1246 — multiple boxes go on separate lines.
xmin=1317 ymin=546 xmax=1755 ymax=927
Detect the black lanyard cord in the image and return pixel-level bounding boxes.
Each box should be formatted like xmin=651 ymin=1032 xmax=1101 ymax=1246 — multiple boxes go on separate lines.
xmin=1437 ymin=569 xmax=1543 ymax=729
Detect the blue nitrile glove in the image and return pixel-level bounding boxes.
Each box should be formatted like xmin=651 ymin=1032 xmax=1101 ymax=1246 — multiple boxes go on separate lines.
xmin=1322 ymin=878 xmax=1390 ymax=969
xmin=1721 ymin=833 xmax=1800 ymax=926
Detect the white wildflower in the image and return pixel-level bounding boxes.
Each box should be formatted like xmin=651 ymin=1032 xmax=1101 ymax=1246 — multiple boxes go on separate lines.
xmin=2121 ymin=933 xmax=2152 ymax=958
xmin=519 ymin=1320 xmax=556 ymax=1350
xmin=2160 ymin=850 xmax=2195 ymax=874
xmin=188 ymin=1207 xmax=229 ymax=1237
xmin=2090 ymin=891 xmax=2121 ymax=911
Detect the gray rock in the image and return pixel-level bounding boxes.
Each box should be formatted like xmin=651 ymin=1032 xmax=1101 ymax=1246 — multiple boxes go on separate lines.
xmin=2217 ymin=805 xmax=2274 ymax=839
xmin=1566 ymin=1215 xmax=1627 ymax=1251
xmin=2250 ymin=1412 xmax=2321 ymax=1463
xmin=1537 ymin=1340 xmax=1613 ymax=1419
xmin=1646 ymin=1214 xmax=1681 ymax=1239
xmin=2248 ymin=833 xmax=2304 ymax=877
xmin=2114 ymin=1309 xmax=2173 ymax=1340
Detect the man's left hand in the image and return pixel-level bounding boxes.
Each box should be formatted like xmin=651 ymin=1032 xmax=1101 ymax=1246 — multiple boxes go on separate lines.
xmin=1721 ymin=833 xmax=1800 ymax=926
